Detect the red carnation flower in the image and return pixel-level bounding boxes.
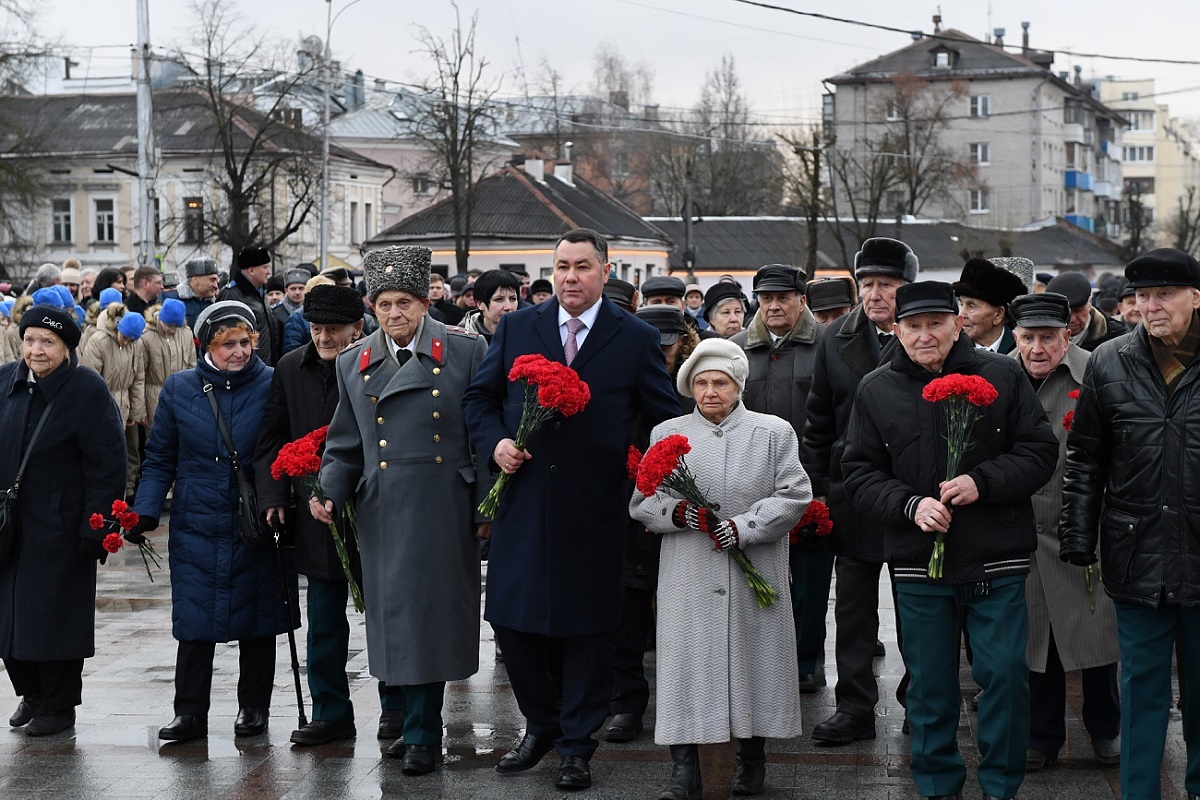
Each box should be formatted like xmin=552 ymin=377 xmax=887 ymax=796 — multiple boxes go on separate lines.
xmin=627 ymin=446 xmax=643 ymax=482
xmin=636 ymin=434 xmax=692 ymax=497
xmin=89 ymin=513 xmax=105 ymax=531
xmin=1062 ymin=410 xmax=1075 ymax=431
xmin=271 ymin=426 xmax=328 ymax=480
xmin=111 ymin=499 xmax=128 ymax=515
xmin=102 ymin=532 xmax=124 ymax=554
xmin=118 ymin=511 xmax=140 ymax=531
xmin=790 ymin=500 xmax=834 ymax=545
xmin=1068 ymin=389 xmax=1080 ymax=399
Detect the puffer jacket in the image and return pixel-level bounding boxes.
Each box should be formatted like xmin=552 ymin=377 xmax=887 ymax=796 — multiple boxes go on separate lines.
xmin=801 ymin=304 xmax=900 ymax=561
xmin=80 ymin=304 xmax=147 ymax=425
xmin=77 ymin=300 xmax=105 ymax=352
xmin=731 ymin=304 xmax=823 ymax=440
xmin=0 ymin=323 xmax=18 ymax=364
xmin=141 ymin=306 xmax=196 ymax=425
xmin=282 ymin=307 xmax=310 ymax=355
xmin=1060 ymin=322 xmax=1200 ymax=608
xmin=842 ymin=334 xmax=1058 ymax=584
xmin=133 ymin=354 xmax=297 ymax=642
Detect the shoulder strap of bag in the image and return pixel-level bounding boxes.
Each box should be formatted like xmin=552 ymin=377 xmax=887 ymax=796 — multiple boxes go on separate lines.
xmin=11 ymin=394 xmax=58 ymax=493
xmin=203 ymin=380 xmax=244 ymax=475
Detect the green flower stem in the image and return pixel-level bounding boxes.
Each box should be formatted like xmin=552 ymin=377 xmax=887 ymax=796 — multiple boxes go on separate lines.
xmin=478 ymin=382 xmax=556 ymax=518
xmin=309 ymin=480 xmax=365 ymax=613
xmin=729 ymin=546 xmax=779 ymax=609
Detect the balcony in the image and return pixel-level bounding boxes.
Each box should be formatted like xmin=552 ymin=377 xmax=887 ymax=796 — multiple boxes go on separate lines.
xmin=1093 ymin=180 xmax=1117 ymax=199
xmin=1065 ymin=214 xmax=1096 ymax=233
xmin=1062 ymin=122 xmax=1085 ymax=143
xmin=1065 ymin=171 xmax=1094 ymax=191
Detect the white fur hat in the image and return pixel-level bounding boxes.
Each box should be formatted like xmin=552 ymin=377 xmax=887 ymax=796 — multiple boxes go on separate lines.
xmin=677 ymin=337 xmax=749 ymax=398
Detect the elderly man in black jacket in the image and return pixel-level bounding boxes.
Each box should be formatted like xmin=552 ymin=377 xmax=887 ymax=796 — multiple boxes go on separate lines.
xmin=218 ymin=245 xmax=281 ymax=366
xmin=843 ymin=281 xmax=1057 ymax=800
xmin=255 ymin=285 xmax=364 ymax=747
xmin=1060 ymin=248 xmax=1200 ymax=800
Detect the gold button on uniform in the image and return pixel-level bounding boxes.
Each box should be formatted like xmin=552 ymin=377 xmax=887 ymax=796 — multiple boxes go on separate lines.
xmin=433 ymin=411 xmax=440 ymax=419
xmin=433 ymin=367 xmax=441 ymax=375
xmin=379 ymin=439 xmax=387 ymax=447
xmin=370 ymin=397 xmax=377 ymax=404
xmin=435 ymin=456 xmax=443 ymax=464
xmin=433 ymin=434 xmax=441 ymax=443
xmin=432 ymin=389 xmax=440 ymax=398
xmin=380 ymin=461 xmax=388 ymax=470
xmin=363 ymin=374 xmax=370 ymax=382
xmin=376 ymin=417 xmax=384 ymax=425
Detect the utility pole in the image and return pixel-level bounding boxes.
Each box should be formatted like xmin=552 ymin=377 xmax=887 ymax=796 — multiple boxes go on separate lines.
xmin=135 ymin=0 xmax=156 ymax=268
xmin=318 ymin=0 xmax=332 ymax=270
xmin=683 ymin=155 xmax=695 ymax=280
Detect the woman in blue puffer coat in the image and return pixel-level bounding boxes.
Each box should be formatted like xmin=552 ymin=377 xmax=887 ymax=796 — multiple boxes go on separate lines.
xmin=132 ymin=300 xmax=298 ymax=743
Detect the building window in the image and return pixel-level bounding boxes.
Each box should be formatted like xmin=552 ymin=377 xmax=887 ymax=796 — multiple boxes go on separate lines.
xmin=611 ymin=151 xmax=630 ymax=181
xmin=412 ymin=174 xmax=433 ymax=196
xmin=970 ymin=95 xmax=990 ymax=118
xmin=1125 ymin=177 xmax=1156 ymax=194
xmin=1066 ymin=142 xmax=1078 ymax=169
xmin=885 ymin=100 xmax=900 ymax=121
xmin=1126 ymin=110 xmax=1156 ymax=132
xmin=51 ymin=199 xmax=72 ymax=243
xmin=94 ymin=198 xmax=115 ymax=243
xmin=182 ymin=197 xmax=205 ymax=243
xmin=1121 ymin=91 xmax=1139 ymax=101
xmin=1123 ymin=145 xmax=1155 ymax=162
xmin=969 ymin=143 xmax=990 ymax=165
xmin=934 ymin=51 xmax=951 ymax=68
xmin=364 ymin=202 xmax=373 ymax=239
xmin=350 ymin=201 xmax=359 ymax=245
xmin=969 ymin=189 xmax=990 ymax=213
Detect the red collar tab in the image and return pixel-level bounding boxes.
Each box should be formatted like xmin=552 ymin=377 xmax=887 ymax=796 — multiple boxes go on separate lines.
xmin=431 ymin=337 xmax=444 ymax=364
xmin=359 ymin=347 xmax=371 ymax=373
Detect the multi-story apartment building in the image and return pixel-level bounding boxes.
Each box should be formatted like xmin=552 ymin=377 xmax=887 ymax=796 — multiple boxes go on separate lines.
xmin=824 ymin=25 xmax=1125 ymax=237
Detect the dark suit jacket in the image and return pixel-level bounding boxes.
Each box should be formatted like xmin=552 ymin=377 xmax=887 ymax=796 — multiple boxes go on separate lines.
xmin=462 ymin=296 xmax=679 ymax=636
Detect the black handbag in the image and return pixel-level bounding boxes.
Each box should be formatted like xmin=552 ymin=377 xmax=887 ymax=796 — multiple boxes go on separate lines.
xmin=0 ymin=396 xmax=58 ymax=562
xmin=203 ymin=381 xmax=271 ymax=548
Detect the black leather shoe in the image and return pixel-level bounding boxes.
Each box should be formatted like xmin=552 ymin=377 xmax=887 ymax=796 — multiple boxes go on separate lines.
xmin=811 ymin=711 xmax=875 ymax=744
xmin=496 ymin=732 xmax=558 ymax=774
xmin=399 ymin=743 xmax=438 ymax=775
xmin=384 ymin=737 xmax=406 ymax=758
xmin=556 ymin=755 xmax=592 ymax=790
xmin=874 ymin=639 xmax=886 ymax=657
xmin=377 ymin=710 xmax=405 ymax=740
xmin=25 ymin=709 xmax=75 ymax=737
xmin=159 ymin=714 xmax=207 ymax=741
xmin=901 ymin=715 xmax=910 ymax=735
xmin=290 ymin=719 xmax=356 ymax=746
xmin=1025 ymin=748 xmax=1056 ymax=772
xmin=797 ymin=672 xmax=825 ymax=694
xmin=8 ymin=696 xmax=40 ymax=727
xmin=660 ymin=744 xmax=702 ymax=800
xmin=234 ymin=707 xmax=268 ymax=737
xmin=604 ymin=713 xmax=643 ymax=742
xmin=925 ymin=794 xmax=962 ymax=800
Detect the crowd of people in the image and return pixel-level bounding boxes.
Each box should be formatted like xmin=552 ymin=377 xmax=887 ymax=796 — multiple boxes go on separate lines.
xmin=0 ymin=231 xmax=1197 ymax=800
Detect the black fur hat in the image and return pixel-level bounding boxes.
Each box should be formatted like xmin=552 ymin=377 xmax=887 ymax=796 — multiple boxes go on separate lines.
xmin=953 ymin=258 xmax=1026 ymax=308
xmin=854 ymin=238 xmax=918 ymax=283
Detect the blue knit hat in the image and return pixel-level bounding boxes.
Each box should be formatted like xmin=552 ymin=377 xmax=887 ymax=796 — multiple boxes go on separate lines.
xmin=32 ymin=287 xmax=64 ymax=308
xmin=52 ymin=285 xmax=75 ymax=308
xmin=0 ymin=300 xmax=13 ymax=319
xmin=158 ymin=298 xmax=186 ymax=327
xmin=117 ymin=311 xmax=146 ymax=340
xmin=98 ymin=288 xmax=123 ymax=309
xmin=73 ymin=304 xmax=85 ymax=326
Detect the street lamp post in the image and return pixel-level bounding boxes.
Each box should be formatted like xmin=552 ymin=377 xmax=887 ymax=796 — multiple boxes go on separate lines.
xmin=318 ymin=0 xmax=365 ymax=270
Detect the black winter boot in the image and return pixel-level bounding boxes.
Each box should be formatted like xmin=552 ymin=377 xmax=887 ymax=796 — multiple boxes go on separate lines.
xmin=730 ymin=736 xmax=766 ymax=796
xmin=659 ymin=743 xmax=702 ymax=800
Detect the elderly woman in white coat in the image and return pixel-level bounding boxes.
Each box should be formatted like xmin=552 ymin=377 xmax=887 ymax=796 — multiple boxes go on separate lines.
xmin=630 ymin=338 xmax=810 ymax=800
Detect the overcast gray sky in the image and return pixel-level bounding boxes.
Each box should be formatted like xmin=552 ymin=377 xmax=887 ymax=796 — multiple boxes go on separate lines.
xmin=32 ymin=0 xmax=1200 ymax=123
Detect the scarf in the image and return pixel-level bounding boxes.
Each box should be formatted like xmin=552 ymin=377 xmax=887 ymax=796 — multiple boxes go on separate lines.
xmin=1149 ymin=310 xmax=1200 ymax=392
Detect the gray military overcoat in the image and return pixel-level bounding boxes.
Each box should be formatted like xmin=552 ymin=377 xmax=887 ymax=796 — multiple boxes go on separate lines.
xmin=320 ymin=318 xmax=487 ymax=685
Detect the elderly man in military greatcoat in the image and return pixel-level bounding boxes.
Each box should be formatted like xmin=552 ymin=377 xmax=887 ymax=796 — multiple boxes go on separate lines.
xmin=313 ymin=245 xmax=488 ymax=776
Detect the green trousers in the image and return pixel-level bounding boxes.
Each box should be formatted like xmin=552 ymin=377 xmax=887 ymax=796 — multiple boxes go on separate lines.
xmin=1114 ymin=601 xmax=1200 ymax=800
xmin=305 ymin=576 xmax=354 ymax=723
xmin=378 ymin=682 xmax=446 ymax=746
xmin=896 ymin=575 xmax=1028 ymax=800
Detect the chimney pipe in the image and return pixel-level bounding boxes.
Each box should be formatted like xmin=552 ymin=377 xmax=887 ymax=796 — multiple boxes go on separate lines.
xmin=993 ymin=28 xmax=1005 ymax=47
xmin=1074 ymin=64 xmax=1082 ymax=87
xmin=932 ymin=14 xmax=941 ymax=33
xmin=554 ymin=141 xmax=575 ymax=185
xmin=525 ymin=156 xmax=545 ymax=182
xmin=1021 ymin=21 xmax=1030 ymax=54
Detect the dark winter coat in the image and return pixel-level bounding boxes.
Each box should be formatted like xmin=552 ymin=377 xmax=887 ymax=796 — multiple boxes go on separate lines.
xmin=133 ymin=354 xmax=297 ymax=642
xmin=0 ymin=355 xmax=126 ymax=660
xmin=166 ymin=283 xmax=214 ymax=330
xmin=801 ymin=305 xmax=900 ymax=561
xmin=282 ymin=309 xmax=310 ymax=355
xmin=732 ymin=304 xmax=823 ymax=441
xmin=462 ymin=297 xmax=680 ymax=636
xmin=1060 ymin=322 xmax=1200 ymax=607
xmin=842 ymin=334 xmax=1058 ymax=584
xmin=218 ymin=274 xmax=280 ymax=366
xmin=1077 ymin=306 xmax=1126 ymax=352
xmin=254 ymin=341 xmax=360 ymax=581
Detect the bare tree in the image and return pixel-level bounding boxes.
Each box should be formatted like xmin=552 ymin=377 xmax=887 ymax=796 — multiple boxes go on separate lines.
xmin=408 ymin=3 xmax=502 ymax=275
xmin=590 ymin=43 xmax=653 ymax=110
xmin=179 ymin=0 xmax=322 ymax=259
xmin=823 ymin=135 xmax=904 ymax=266
xmin=1168 ymin=186 xmax=1200 ymax=257
xmin=1123 ymin=184 xmax=1152 ymax=260
xmin=779 ymin=126 xmax=826 ymax=273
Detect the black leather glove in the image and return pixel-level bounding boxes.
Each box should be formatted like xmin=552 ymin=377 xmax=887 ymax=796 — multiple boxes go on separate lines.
xmin=1059 ymin=538 xmax=1097 ymax=566
xmin=125 ymin=515 xmax=158 ymax=545
xmin=78 ymin=538 xmax=108 ymax=564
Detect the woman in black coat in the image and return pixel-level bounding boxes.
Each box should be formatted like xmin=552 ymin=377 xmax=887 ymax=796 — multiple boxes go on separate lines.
xmin=0 ymin=306 xmax=126 ymax=736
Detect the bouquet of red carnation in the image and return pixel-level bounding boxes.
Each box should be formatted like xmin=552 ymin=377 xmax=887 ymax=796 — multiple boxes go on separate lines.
xmin=921 ymin=374 xmax=999 ymax=579
xmin=89 ymin=499 xmax=161 ymax=580
xmin=789 ymin=500 xmax=834 ymax=549
xmin=626 ymin=446 xmax=642 ymax=482
xmin=1062 ymin=388 xmax=1080 ymax=432
xmin=1059 ymin=388 xmax=1098 ymax=611
xmin=478 ymin=354 xmax=591 ymax=517
xmin=637 ymin=434 xmax=779 ymax=609
xmin=271 ymin=425 xmax=364 ymax=612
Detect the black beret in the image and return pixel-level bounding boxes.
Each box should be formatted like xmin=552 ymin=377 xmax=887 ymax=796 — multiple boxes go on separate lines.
xmin=304 ymin=284 xmax=364 ymax=325
xmin=953 ymin=258 xmax=1026 ymax=309
xmin=807 ymin=277 xmax=856 ymax=311
xmin=753 ymin=264 xmax=806 ymax=294
xmin=640 ymin=275 xmax=687 ymax=298
xmin=636 ymin=305 xmax=689 ymax=346
xmin=19 ymin=304 xmax=81 ymax=350
xmin=895 ymin=281 xmax=957 ymax=320
xmin=855 ymin=238 xmax=918 ymax=283
xmin=703 ymin=282 xmax=747 ymax=321
xmin=1045 ymin=272 xmax=1093 ymax=309
xmin=529 ymin=278 xmax=553 ymax=296
xmin=1126 ymin=248 xmax=1200 ymax=290
xmin=1009 ymin=292 xmax=1070 ymax=329
xmin=603 ymin=278 xmax=637 ymax=309
xmin=236 ymin=245 xmax=270 ymax=271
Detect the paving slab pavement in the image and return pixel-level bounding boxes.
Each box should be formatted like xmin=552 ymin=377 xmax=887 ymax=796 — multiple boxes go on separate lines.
xmin=0 ymin=523 xmax=1187 ymax=798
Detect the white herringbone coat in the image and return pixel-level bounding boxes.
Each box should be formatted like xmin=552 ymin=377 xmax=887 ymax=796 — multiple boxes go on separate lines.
xmin=631 ymin=402 xmax=811 ymax=744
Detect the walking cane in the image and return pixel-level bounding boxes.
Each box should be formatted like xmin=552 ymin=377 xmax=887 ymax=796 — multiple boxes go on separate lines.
xmin=271 ymin=520 xmax=308 ymax=728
